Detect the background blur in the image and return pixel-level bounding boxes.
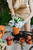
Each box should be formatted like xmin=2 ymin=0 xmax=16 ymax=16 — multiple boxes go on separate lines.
xmin=0 ymin=0 xmax=33 ymax=25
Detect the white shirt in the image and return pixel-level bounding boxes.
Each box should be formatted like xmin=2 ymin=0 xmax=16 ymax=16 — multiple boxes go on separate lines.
xmin=7 ymin=0 xmax=9 ymax=3
xmin=7 ymin=0 xmax=29 ymax=8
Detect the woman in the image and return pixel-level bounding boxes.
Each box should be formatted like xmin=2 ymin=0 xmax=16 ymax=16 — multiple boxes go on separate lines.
xmin=7 ymin=0 xmax=33 ymax=34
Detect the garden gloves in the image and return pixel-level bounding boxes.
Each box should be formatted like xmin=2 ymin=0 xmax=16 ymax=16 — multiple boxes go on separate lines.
xmin=15 ymin=21 xmax=26 ymax=28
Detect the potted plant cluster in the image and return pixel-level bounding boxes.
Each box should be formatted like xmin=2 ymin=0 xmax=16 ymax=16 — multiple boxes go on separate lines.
xmin=9 ymin=16 xmax=25 ymax=35
xmin=0 ymin=39 xmax=6 ymax=50
xmin=0 ymin=30 xmax=3 ymax=39
xmin=4 ymin=36 xmax=13 ymax=46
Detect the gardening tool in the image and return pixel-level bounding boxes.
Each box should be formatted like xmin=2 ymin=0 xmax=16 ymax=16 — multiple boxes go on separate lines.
xmin=13 ymin=40 xmax=25 ymax=47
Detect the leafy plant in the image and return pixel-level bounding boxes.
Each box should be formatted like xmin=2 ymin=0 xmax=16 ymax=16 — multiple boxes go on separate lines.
xmin=14 ymin=17 xmax=22 ymax=23
xmin=0 ymin=39 xmax=3 ymax=43
xmin=0 ymin=43 xmax=6 ymax=50
xmin=9 ymin=16 xmax=24 ymax=28
xmin=4 ymin=36 xmax=13 ymax=41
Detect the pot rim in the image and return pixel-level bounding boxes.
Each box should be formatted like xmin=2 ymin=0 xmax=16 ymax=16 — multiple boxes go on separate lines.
xmin=20 ymin=38 xmax=25 ymax=41
xmin=28 ymin=39 xmax=32 ymax=41
xmin=6 ymin=39 xmax=13 ymax=41
xmin=13 ymin=27 xmax=20 ymax=29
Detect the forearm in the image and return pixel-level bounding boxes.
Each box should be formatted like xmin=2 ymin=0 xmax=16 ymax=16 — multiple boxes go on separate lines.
xmin=25 ymin=11 xmax=33 ymax=23
xmin=10 ymin=7 xmax=15 ymax=19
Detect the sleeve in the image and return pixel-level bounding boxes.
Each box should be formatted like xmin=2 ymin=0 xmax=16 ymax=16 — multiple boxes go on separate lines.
xmin=7 ymin=0 xmax=9 ymax=3
xmin=7 ymin=0 xmax=12 ymax=9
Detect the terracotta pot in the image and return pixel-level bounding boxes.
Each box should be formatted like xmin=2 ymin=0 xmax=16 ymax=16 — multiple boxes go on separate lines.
xmin=0 ymin=25 xmax=5 ymax=35
xmin=13 ymin=27 xmax=20 ymax=35
xmin=20 ymin=38 xmax=25 ymax=43
xmin=28 ymin=39 xmax=32 ymax=45
xmin=27 ymin=36 xmax=31 ymax=42
xmin=0 ymin=32 xmax=3 ymax=39
xmin=7 ymin=40 xmax=13 ymax=46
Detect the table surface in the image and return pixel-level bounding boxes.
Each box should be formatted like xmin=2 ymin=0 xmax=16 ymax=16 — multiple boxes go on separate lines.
xmin=2 ymin=32 xmax=33 ymax=50
xmin=1 ymin=26 xmax=33 ymax=50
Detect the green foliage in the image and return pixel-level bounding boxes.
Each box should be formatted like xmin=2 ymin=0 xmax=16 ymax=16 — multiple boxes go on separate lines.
xmin=3 ymin=0 xmax=6 ymax=4
xmin=31 ymin=17 xmax=33 ymax=25
xmin=14 ymin=17 xmax=22 ymax=23
xmin=0 ymin=1 xmax=2 ymax=4
xmin=0 ymin=10 xmax=12 ymax=25
xmin=0 ymin=0 xmax=12 ymax=25
xmin=0 ymin=39 xmax=3 ymax=43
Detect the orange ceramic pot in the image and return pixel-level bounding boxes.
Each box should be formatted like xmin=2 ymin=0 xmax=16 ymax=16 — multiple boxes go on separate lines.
xmin=28 ymin=39 xmax=32 ymax=45
xmin=0 ymin=25 xmax=5 ymax=35
xmin=13 ymin=27 xmax=20 ymax=35
xmin=27 ymin=36 xmax=31 ymax=42
xmin=7 ymin=40 xmax=13 ymax=46
xmin=0 ymin=32 xmax=3 ymax=39
xmin=20 ymin=38 xmax=25 ymax=43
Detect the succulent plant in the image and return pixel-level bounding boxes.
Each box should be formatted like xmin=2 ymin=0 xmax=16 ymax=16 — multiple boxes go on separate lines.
xmin=0 ymin=43 xmax=6 ymax=50
xmin=0 ymin=39 xmax=3 ymax=43
xmin=4 ymin=36 xmax=13 ymax=41
xmin=0 ymin=39 xmax=6 ymax=50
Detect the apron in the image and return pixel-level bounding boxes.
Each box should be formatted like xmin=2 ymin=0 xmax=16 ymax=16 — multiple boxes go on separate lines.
xmin=14 ymin=0 xmax=30 ymax=20
xmin=15 ymin=7 xmax=30 ymax=20
xmin=7 ymin=0 xmax=30 ymax=20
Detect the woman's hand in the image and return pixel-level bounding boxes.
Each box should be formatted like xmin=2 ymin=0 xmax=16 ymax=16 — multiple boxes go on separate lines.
xmin=15 ymin=21 xmax=26 ymax=28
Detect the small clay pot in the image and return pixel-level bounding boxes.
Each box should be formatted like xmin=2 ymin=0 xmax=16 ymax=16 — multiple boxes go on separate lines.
xmin=0 ymin=32 xmax=3 ymax=39
xmin=27 ymin=36 xmax=31 ymax=42
xmin=28 ymin=39 xmax=32 ymax=45
xmin=13 ymin=27 xmax=20 ymax=35
xmin=7 ymin=40 xmax=13 ymax=46
xmin=20 ymin=38 xmax=25 ymax=43
xmin=0 ymin=25 xmax=5 ymax=35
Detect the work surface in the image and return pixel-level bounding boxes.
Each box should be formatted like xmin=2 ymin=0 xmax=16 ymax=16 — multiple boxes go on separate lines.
xmin=2 ymin=26 xmax=33 ymax=50
xmin=2 ymin=32 xmax=33 ymax=50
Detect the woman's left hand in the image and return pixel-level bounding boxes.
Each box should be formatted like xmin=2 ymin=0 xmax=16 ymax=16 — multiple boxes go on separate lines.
xmin=15 ymin=21 xmax=26 ymax=28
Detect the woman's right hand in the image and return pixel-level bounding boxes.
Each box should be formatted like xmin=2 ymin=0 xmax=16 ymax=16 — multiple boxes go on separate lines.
xmin=11 ymin=14 xmax=14 ymax=20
